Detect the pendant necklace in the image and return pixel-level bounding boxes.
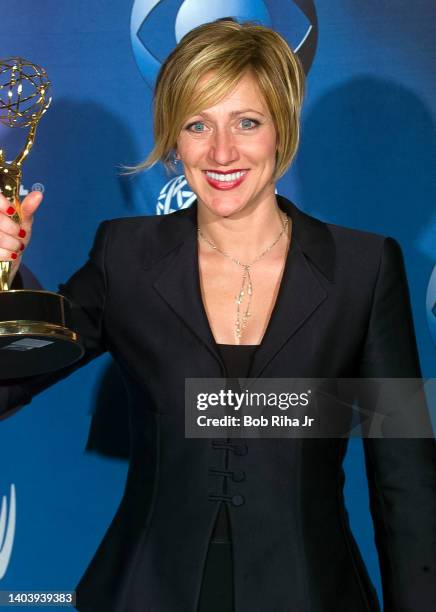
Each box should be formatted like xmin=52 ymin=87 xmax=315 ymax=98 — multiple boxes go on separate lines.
xmin=198 ymin=211 xmax=290 ymax=344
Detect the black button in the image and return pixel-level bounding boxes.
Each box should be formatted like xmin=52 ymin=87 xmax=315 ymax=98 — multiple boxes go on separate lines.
xmin=232 ymin=470 xmax=246 ymax=482
xmin=234 ymin=443 xmax=248 ymax=456
xmin=231 ymin=494 xmax=245 ymax=507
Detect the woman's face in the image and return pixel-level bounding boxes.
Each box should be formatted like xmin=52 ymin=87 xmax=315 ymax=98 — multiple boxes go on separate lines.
xmin=176 ymin=71 xmax=277 ymax=218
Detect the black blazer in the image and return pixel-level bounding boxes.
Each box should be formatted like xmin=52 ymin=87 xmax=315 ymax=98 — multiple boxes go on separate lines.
xmin=1 ymin=195 xmax=435 ymax=612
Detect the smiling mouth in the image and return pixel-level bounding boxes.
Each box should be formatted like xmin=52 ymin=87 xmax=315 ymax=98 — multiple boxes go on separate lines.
xmin=203 ymin=170 xmax=248 ymax=184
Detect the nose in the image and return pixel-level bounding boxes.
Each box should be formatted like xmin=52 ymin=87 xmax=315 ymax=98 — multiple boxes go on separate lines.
xmin=207 ymin=126 xmax=239 ymax=166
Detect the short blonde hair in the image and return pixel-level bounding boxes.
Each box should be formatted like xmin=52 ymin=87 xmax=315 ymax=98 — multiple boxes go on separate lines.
xmin=135 ymin=18 xmax=305 ymax=181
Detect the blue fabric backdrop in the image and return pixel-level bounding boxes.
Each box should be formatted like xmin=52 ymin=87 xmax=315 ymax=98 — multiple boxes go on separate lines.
xmin=0 ymin=1 xmax=435 ymax=607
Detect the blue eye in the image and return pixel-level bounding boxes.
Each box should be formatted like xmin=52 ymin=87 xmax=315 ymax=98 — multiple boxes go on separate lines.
xmin=187 ymin=121 xmax=205 ymax=132
xmin=240 ymin=118 xmax=259 ymax=129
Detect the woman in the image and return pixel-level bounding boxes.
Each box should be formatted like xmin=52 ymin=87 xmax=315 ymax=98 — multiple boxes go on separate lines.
xmin=1 ymin=18 xmax=435 ymax=612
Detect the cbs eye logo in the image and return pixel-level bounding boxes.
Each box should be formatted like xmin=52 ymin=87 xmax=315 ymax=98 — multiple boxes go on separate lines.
xmin=130 ymin=0 xmax=318 ymax=88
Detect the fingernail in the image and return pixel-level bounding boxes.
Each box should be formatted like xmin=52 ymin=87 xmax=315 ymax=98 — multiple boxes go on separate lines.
xmin=20 ymin=243 xmax=24 ymax=251
xmin=6 ymin=206 xmax=15 ymax=215
xmin=11 ymin=253 xmax=17 ymax=260
xmin=18 ymin=228 xmax=26 ymax=238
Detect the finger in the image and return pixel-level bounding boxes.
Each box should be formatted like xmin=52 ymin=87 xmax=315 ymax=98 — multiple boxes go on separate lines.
xmin=0 ymin=210 xmax=24 ymax=237
xmin=0 ymin=231 xmax=22 ymax=255
xmin=0 ymin=192 xmax=18 ymax=215
xmin=0 ymin=246 xmax=22 ymax=262
xmin=20 ymin=191 xmax=43 ymax=226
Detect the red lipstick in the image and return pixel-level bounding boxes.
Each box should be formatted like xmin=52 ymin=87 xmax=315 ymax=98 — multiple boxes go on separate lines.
xmin=203 ymin=169 xmax=249 ymax=190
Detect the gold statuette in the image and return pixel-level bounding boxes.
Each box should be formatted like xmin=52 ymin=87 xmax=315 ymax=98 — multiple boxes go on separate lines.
xmin=0 ymin=58 xmax=84 ymax=378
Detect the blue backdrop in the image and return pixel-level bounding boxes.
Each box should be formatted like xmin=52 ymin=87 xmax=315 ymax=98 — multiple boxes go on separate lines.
xmin=0 ymin=1 xmax=435 ymax=607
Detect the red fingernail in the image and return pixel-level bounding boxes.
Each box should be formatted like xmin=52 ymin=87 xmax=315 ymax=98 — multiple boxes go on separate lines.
xmin=20 ymin=243 xmax=24 ymax=251
xmin=18 ymin=228 xmax=26 ymax=238
xmin=6 ymin=206 xmax=15 ymax=215
xmin=11 ymin=253 xmax=17 ymax=260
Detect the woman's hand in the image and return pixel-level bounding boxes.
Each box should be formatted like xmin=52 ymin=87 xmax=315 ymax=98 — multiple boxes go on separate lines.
xmin=0 ymin=190 xmax=43 ymax=286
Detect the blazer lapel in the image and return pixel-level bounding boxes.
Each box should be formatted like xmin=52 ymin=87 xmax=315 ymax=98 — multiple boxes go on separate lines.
xmin=150 ymin=205 xmax=225 ymax=370
xmin=249 ymin=196 xmax=335 ymax=377
xmin=248 ymin=237 xmax=327 ymax=378
xmin=148 ymin=196 xmax=335 ymax=377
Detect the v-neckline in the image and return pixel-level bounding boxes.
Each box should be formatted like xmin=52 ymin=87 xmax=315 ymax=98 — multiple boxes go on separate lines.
xmin=196 ymin=213 xmax=294 ymax=348
xmin=151 ymin=194 xmax=331 ymax=378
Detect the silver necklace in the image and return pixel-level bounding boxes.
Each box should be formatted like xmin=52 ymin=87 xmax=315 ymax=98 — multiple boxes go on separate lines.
xmin=198 ymin=212 xmax=290 ymax=344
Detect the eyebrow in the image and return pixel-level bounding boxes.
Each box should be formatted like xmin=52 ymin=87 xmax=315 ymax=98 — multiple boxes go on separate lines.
xmin=196 ymin=108 xmax=266 ymax=118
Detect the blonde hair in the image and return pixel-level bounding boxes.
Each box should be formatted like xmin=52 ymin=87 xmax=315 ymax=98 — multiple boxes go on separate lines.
xmin=134 ymin=18 xmax=305 ymax=181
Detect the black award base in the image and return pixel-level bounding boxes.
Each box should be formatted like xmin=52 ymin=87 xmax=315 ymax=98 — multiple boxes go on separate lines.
xmin=0 ymin=289 xmax=84 ymax=379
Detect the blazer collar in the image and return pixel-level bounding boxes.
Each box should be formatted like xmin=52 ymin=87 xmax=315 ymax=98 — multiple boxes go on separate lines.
xmin=148 ymin=195 xmax=335 ymax=377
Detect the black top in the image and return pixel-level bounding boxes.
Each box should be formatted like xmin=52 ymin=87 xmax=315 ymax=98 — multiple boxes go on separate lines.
xmin=197 ymin=343 xmax=258 ymax=612
xmin=217 ymin=343 xmax=258 ymax=378
xmin=210 ymin=343 xmax=258 ymax=542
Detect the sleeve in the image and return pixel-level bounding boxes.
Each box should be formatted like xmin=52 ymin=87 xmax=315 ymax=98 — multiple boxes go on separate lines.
xmin=0 ymin=220 xmax=110 ymax=420
xmin=359 ymin=237 xmax=436 ymax=611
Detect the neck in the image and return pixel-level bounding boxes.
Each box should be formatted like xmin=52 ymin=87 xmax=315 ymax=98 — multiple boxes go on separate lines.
xmin=197 ymin=194 xmax=287 ymax=261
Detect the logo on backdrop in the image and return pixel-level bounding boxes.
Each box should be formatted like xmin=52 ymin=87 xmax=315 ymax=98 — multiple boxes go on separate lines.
xmin=131 ymin=0 xmax=318 ymax=87
xmin=19 ymin=182 xmax=45 ymax=197
xmin=130 ymin=0 xmax=318 ymax=214
xmin=157 ymin=176 xmax=197 ymax=215
xmin=0 ymin=484 xmax=16 ymax=580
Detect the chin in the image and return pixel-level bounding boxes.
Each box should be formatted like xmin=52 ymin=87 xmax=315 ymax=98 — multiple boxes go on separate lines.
xmin=200 ymin=193 xmax=248 ymax=218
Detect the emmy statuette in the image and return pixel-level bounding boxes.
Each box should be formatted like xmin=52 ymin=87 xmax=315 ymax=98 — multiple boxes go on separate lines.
xmin=0 ymin=58 xmax=84 ymax=378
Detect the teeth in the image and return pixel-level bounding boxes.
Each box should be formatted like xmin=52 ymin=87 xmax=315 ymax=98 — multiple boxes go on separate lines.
xmin=205 ymin=171 xmax=246 ymax=182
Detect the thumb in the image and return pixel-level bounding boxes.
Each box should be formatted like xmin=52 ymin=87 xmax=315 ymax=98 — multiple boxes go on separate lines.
xmin=20 ymin=190 xmax=43 ymax=226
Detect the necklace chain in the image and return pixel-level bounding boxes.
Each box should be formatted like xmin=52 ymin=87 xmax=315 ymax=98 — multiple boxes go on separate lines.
xmin=198 ymin=212 xmax=290 ymax=344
